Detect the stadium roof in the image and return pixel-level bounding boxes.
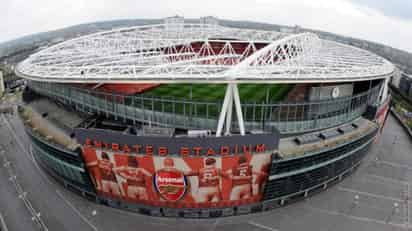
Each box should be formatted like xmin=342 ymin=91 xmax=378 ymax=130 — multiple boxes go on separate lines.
xmin=16 ymin=23 xmax=395 ymax=83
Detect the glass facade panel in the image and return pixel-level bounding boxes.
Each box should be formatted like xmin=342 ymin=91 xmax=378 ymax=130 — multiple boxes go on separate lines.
xmin=27 ymin=128 xmax=93 ymax=190
xmin=264 ymin=131 xmax=375 ymax=200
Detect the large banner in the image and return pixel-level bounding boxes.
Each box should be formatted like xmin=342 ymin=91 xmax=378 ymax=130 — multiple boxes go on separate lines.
xmin=372 ymin=98 xmax=390 ymax=143
xmin=376 ymin=99 xmax=390 ymax=129
xmin=82 ymin=146 xmax=272 ymax=208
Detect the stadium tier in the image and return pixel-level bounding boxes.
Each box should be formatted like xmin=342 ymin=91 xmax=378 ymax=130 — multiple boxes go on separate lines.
xmin=15 ymin=17 xmax=394 ymax=218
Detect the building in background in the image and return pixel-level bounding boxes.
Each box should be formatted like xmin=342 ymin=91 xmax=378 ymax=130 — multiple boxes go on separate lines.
xmin=0 ymin=71 xmax=4 ymax=96
xmin=398 ymin=73 xmax=412 ymax=98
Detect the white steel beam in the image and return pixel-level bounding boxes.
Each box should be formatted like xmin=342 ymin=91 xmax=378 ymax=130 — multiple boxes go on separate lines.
xmin=232 ymin=83 xmax=245 ymax=136
xmin=216 ymin=84 xmax=232 ymax=137
xmin=225 ymin=84 xmax=233 ymax=136
xmin=216 ymin=83 xmax=245 ymax=136
xmin=16 ymin=23 xmax=395 ymax=84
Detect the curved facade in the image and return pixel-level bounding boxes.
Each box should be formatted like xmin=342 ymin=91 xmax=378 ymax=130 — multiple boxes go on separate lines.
xmin=22 ymin=106 xmax=378 ymax=217
xmin=25 ymin=123 xmax=95 ymax=195
xmin=15 ymin=18 xmax=393 ymax=218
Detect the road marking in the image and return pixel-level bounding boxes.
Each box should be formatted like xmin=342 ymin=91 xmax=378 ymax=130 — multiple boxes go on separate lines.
xmin=376 ymin=160 xmax=412 ymax=171
xmin=1 ymin=114 xmax=54 ymax=185
xmin=28 ymin=146 xmax=54 ymax=185
xmin=407 ymin=183 xmax=410 ymax=228
xmin=1 ymin=116 xmax=49 ymax=230
xmin=56 ymin=190 xmax=98 ymax=231
xmin=209 ymin=219 xmax=219 ymax=231
xmin=92 ymin=210 xmax=97 ymax=216
xmin=248 ymin=221 xmax=279 ymax=231
xmin=338 ymin=186 xmax=403 ymax=202
xmin=2 ymin=115 xmax=99 ymax=231
xmin=0 ymin=213 xmax=9 ymax=231
xmin=365 ymin=174 xmax=408 ymax=186
xmin=304 ymin=204 xmax=405 ymax=228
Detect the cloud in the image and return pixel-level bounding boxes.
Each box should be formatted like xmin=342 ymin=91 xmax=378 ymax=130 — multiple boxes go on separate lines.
xmin=349 ymin=0 xmax=412 ymax=21
xmin=1 ymin=0 xmax=412 ymax=53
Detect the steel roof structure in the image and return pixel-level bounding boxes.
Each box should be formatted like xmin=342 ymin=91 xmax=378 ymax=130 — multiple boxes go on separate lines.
xmin=15 ymin=20 xmax=395 ymax=137
xmin=16 ymin=23 xmax=395 ymax=84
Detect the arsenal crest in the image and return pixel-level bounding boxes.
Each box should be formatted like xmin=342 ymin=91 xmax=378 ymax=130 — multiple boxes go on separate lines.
xmin=154 ymin=170 xmax=187 ymax=201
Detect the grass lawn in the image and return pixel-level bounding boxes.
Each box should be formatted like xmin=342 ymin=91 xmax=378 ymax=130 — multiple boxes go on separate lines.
xmin=143 ymin=84 xmax=293 ymax=103
xmin=136 ymin=84 xmax=293 ymax=120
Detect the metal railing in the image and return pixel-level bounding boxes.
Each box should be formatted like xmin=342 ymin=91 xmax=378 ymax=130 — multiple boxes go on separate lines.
xmin=29 ymin=81 xmax=381 ymax=134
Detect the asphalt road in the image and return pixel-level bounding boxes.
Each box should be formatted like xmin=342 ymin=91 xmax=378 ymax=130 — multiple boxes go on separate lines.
xmin=1 ymin=111 xmax=412 ymax=231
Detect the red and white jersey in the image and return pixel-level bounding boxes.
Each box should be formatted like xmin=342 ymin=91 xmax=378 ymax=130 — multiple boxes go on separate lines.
xmin=98 ymin=160 xmax=116 ymax=181
xmin=124 ymin=168 xmax=147 ymax=187
xmin=198 ymin=167 xmax=219 ymax=187
xmin=232 ymin=164 xmax=252 ymax=186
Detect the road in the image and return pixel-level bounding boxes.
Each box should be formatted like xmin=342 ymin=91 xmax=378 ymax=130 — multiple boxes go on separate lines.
xmin=0 ymin=111 xmax=412 ymax=231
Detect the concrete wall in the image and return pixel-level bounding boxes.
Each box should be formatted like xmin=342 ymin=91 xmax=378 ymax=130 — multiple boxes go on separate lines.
xmin=391 ymin=69 xmax=402 ymax=88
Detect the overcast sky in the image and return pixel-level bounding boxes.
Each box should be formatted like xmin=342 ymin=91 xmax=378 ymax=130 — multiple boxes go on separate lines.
xmin=2 ymin=0 xmax=412 ymax=52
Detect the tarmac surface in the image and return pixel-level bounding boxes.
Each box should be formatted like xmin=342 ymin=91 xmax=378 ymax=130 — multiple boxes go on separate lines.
xmin=1 ymin=106 xmax=412 ymax=230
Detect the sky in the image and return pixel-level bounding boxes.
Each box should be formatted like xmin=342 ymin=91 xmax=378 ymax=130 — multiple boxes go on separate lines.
xmin=2 ymin=0 xmax=412 ymax=52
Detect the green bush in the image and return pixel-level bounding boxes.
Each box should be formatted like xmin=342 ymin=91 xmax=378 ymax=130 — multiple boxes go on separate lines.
xmin=407 ymin=120 xmax=412 ymax=130
xmin=395 ymin=104 xmax=403 ymax=113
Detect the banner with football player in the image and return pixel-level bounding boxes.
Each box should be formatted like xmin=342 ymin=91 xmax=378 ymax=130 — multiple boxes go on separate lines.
xmin=82 ymin=146 xmax=272 ymax=207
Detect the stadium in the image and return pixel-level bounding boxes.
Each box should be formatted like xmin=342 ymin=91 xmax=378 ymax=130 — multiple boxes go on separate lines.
xmin=14 ymin=16 xmax=395 ymax=218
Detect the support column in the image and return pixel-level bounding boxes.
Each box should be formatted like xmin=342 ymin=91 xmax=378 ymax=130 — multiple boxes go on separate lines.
xmin=216 ymin=84 xmax=232 ymax=137
xmin=233 ymin=84 xmax=246 ymax=136
xmin=216 ymin=83 xmax=245 ymax=137
xmin=225 ymin=88 xmax=233 ymax=135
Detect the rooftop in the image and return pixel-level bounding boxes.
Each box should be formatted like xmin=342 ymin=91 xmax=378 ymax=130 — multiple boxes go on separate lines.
xmin=16 ymin=21 xmax=394 ymax=84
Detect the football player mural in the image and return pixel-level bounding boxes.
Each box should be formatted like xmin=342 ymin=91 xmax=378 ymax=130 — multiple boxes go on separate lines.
xmin=82 ymin=145 xmax=272 ymax=207
xmin=113 ymin=155 xmax=151 ymax=201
